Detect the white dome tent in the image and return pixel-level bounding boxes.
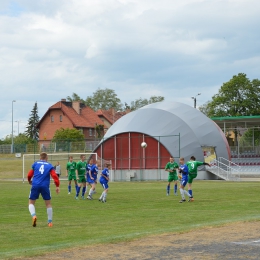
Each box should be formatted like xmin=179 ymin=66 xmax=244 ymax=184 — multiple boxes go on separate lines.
xmin=94 ymin=101 xmax=230 ymax=181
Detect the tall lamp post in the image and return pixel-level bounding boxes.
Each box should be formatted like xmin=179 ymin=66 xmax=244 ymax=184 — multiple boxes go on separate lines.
xmin=11 ymin=100 xmax=16 ymax=153
xmin=15 ymin=120 xmax=20 ymax=135
xmin=191 ymin=93 xmax=201 ymax=108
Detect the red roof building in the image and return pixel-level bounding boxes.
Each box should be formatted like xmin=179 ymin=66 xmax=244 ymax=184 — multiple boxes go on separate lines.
xmin=37 ymin=99 xmax=104 ymax=140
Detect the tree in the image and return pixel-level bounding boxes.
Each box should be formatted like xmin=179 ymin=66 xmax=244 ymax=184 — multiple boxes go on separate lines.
xmin=14 ymin=133 xmax=34 ymax=144
xmin=52 ymin=128 xmax=85 ymax=141
xmin=239 ymin=129 xmax=260 ymax=146
xmin=52 ymin=128 xmax=85 ymax=152
xmin=129 ymin=96 xmax=165 ymax=111
xmin=95 ymin=124 xmax=104 ymax=138
xmin=201 ymin=73 xmax=260 ymax=117
xmin=198 ymin=101 xmax=211 ymax=116
xmin=25 ymin=102 xmax=40 ymax=140
xmin=199 ymin=73 xmax=260 ymax=145
xmin=85 ymin=88 xmax=123 ymax=111
xmin=66 ymin=93 xmax=84 ymax=103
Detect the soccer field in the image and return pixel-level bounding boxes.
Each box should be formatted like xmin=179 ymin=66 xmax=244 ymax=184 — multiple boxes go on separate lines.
xmin=0 ymin=180 xmax=260 ymax=259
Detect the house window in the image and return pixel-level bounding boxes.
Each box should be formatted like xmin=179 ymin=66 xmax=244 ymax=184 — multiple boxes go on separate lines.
xmin=51 ymin=116 xmax=54 ymax=122
xmin=89 ymin=128 xmax=92 ymax=136
xmin=60 ymin=115 xmax=62 ymax=122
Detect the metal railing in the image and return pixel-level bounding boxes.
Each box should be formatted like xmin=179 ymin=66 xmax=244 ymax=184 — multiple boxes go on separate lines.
xmin=206 ymin=158 xmax=241 ymax=181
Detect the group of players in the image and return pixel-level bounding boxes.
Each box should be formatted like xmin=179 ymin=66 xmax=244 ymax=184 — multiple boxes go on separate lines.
xmin=66 ymin=154 xmax=110 ymax=203
xmin=27 ymin=152 xmax=111 ymax=228
xmin=165 ymin=156 xmax=210 ymax=203
xmin=27 ymin=152 xmax=210 ymax=227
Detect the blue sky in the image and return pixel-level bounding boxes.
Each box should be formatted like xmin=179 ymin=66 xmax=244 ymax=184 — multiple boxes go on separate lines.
xmin=0 ymin=0 xmax=259 ymax=139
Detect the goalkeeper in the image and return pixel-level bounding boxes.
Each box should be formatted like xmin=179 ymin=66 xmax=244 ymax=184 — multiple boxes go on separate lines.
xmin=178 ymin=157 xmax=193 ymax=203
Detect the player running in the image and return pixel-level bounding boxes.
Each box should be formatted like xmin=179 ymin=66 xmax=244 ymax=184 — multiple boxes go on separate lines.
xmin=87 ymin=160 xmax=99 ymax=200
xmin=27 ymin=152 xmax=60 ymax=227
xmin=99 ymin=162 xmax=111 ymax=203
xmin=186 ymin=156 xmax=211 ymax=200
xmin=178 ymin=157 xmax=193 ymax=203
xmin=75 ymin=154 xmax=87 ymax=200
xmin=165 ymin=157 xmax=179 ymax=196
xmin=66 ymin=156 xmax=77 ymax=195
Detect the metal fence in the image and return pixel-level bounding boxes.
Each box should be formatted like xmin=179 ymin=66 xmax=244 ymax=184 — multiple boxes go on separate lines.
xmin=0 ymin=139 xmax=102 ymax=154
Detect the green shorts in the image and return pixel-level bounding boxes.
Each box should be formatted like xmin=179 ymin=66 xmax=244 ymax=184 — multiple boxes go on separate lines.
xmin=77 ymin=176 xmax=86 ymax=183
xmin=188 ymin=173 xmax=197 ymax=184
xmin=168 ymin=174 xmax=178 ymax=182
xmin=68 ymin=174 xmax=76 ymax=181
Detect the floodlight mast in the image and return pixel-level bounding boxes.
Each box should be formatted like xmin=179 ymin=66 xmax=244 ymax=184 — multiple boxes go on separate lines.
xmin=191 ymin=93 xmax=201 ymax=108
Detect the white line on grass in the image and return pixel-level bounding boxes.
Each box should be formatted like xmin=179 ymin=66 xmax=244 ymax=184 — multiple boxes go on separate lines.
xmin=1 ymin=214 xmax=260 ymax=258
xmin=232 ymin=240 xmax=260 ymax=245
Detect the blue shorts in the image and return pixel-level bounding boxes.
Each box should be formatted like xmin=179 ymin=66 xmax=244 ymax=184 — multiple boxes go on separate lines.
xmin=100 ymin=181 xmax=109 ymax=189
xmin=29 ymin=185 xmax=51 ymax=200
xmin=181 ymin=175 xmax=188 ymax=187
xmin=87 ymin=177 xmax=97 ymax=184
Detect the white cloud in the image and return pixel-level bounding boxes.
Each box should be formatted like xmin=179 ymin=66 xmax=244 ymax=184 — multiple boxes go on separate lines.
xmin=0 ymin=0 xmax=259 ymax=138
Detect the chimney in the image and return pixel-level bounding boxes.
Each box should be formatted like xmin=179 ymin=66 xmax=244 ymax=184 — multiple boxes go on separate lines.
xmin=61 ymin=98 xmax=66 ymax=102
xmin=72 ymin=101 xmax=81 ymax=114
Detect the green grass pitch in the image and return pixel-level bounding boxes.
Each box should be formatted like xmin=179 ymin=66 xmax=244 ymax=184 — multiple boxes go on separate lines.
xmin=0 ymin=180 xmax=260 ymax=259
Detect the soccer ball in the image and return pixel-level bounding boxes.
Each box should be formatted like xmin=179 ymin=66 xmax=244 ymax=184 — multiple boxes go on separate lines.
xmin=141 ymin=142 xmax=147 ymax=148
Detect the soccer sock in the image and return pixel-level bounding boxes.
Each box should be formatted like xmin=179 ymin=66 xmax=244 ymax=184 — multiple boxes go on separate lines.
xmin=184 ymin=190 xmax=191 ymax=197
xmin=29 ymin=204 xmax=36 ymax=217
xmin=68 ymin=185 xmax=71 ymax=192
xmin=82 ymin=187 xmax=86 ymax=196
xmin=179 ymin=188 xmax=185 ymax=200
xmin=103 ymin=192 xmax=107 ymax=200
xmin=167 ymin=185 xmax=170 ymax=194
xmin=89 ymin=189 xmax=94 ymax=196
xmin=76 ymin=186 xmax=81 ymax=196
xmin=85 ymin=186 xmax=88 ymax=194
xmin=99 ymin=191 xmax=104 ymax=200
xmin=188 ymin=189 xmax=193 ymax=196
xmin=75 ymin=185 xmax=77 ymax=192
xmin=47 ymin=207 xmax=53 ymax=223
xmin=174 ymin=184 xmax=177 ymax=193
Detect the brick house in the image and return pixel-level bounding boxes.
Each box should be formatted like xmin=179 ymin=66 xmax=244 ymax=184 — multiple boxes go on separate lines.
xmin=37 ymin=99 xmax=105 ymax=141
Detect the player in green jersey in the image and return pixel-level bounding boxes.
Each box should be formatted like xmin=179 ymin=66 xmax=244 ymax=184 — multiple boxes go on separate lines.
xmin=66 ymin=156 xmax=77 ymax=195
xmin=75 ymin=154 xmax=87 ymax=200
xmin=186 ymin=156 xmax=210 ymax=201
xmin=165 ymin=157 xmax=179 ymax=196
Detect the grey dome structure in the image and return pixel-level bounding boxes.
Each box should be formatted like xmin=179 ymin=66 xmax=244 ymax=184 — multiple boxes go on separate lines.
xmin=93 ymin=101 xmax=230 ymax=182
xmin=98 ymin=101 xmax=230 ymax=164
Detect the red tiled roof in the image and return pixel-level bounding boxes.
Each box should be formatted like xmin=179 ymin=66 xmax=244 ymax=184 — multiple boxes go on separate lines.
xmin=38 ymin=101 xmax=104 ymax=128
xmin=96 ymin=108 xmax=128 ymax=124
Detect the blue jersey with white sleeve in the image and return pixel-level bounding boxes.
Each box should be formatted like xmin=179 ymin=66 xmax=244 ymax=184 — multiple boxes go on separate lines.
xmin=91 ymin=164 xmax=98 ymax=181
xmin=179 ymin=163 xmax=188 ymax=187
xmin=100 ymin=168 xmax=109 ymax=183
xmin=31 ymin=160 xmax=55 ymax=187
xmin=179 ymin=164 xmax=188 ymax=175
xmin=86 ymin=163 xmax=92 ymax=178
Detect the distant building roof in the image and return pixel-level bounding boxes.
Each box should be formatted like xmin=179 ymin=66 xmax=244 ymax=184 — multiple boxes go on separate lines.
xmin=96 ymin=108 xmax=129 ymax=125
xmin=211 ymin=115 xmax=260 ymax=129
xmin=38 ymin=100 xmax=104 ymax=128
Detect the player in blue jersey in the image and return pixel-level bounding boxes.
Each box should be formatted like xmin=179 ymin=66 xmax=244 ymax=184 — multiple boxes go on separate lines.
xmin=87 ymin=160 xmax=99 ymax=200
xmin=85 ymin=158 xmax=93 ymax=196
xmin=99 ymin=162 xmax=111 ymax=203
xmin=27 ymin=152 xmax=60 ymax=227
xmin=178 ymin=157 xmax=193 ymax=203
